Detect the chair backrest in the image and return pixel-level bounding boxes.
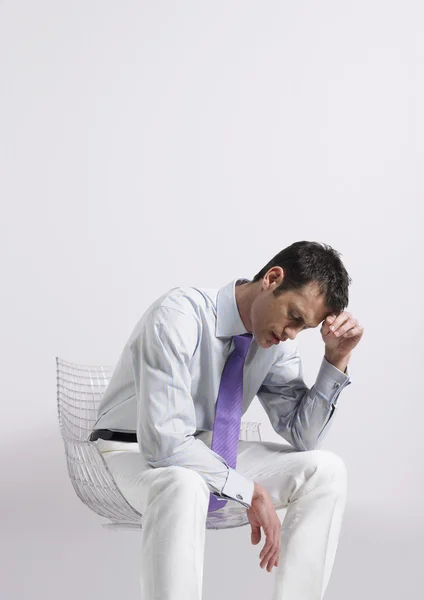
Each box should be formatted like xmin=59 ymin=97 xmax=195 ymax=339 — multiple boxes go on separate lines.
xmin=56 ymin=357 xmax=115 ymax=442
xmin=56 ymin=356 xmax=262 ymax=530
xmin=56 ymin=357 xmax=146 ymax=526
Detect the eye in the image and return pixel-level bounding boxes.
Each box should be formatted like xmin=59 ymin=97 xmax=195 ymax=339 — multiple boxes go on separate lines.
xmin=290 ymin=312 xmax=307 ymax=328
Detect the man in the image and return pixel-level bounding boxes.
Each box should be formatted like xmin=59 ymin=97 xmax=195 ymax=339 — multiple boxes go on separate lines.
xmin=89 ymin=240 xmax=364 ymax=600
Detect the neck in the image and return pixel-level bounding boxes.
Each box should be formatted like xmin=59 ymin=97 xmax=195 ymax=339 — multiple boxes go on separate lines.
xmin=235 ymin=280 xmax=258 ymax=333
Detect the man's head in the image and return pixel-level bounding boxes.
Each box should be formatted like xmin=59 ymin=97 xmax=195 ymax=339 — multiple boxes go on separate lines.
xmin=235 ymin=241 xmax=352 ymax=348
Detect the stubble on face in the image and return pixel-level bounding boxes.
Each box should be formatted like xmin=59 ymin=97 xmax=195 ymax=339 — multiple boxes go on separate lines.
xmin=235 ymin=276 xmax=332 ymax=348
xmin=253 ymin=283 xmax=331 ymax=347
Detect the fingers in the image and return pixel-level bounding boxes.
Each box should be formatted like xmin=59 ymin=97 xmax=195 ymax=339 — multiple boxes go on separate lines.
xmin=328 ymin=311 xmax=352 ymax=331
xmin=259 ymin=521 xmax=281 ymax=572
xmin=249 ymin=489 xmax=281 ymax=573
xmin=321 ymin=313 xmax=338 ymax=335
xmin=260 ymin=546 xmax=280 ymax=572
xmin=331 ymin=318 xmax=361 ymax=338
xmin=342 ymin=325 xmax=363 ymax=338
xmin=260 ymin=542 xmax=280 ymax=572
xmin=323 ymin=312 xmax=363 ymax=339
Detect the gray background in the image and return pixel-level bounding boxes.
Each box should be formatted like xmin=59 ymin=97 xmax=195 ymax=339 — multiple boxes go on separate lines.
xmin=1 ymin=1 xmax=423 ymax=598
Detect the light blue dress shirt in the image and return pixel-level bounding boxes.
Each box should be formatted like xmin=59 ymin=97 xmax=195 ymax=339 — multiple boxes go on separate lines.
xmin=92 ymin=277 xmax=352 ymax=509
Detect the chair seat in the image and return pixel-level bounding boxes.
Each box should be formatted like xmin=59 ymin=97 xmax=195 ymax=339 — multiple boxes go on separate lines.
xmin=56 ymin=357 xmax=262 ymax=531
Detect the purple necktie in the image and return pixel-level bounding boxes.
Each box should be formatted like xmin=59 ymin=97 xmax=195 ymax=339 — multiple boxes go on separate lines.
xmin=208 ymin=332 xmax=253 ymax=512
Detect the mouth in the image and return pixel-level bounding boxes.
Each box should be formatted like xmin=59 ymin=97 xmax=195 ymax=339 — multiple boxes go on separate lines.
xmin=272 ymin=331 xmax=288 ymax=343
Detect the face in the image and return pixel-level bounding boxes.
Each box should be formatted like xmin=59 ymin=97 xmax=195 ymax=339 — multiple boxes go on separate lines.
xmin=250 ymin=268 xmax=332 ymax=348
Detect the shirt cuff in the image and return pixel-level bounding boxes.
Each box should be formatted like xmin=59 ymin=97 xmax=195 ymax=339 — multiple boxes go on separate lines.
xmin=213 ymin=467 xmax=255 ymax=509
xmin=314 ymin=356 xmax=352 ymax=407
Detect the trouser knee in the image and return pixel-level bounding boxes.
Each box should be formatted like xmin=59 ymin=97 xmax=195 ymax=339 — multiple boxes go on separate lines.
xmin=148 ymin=465 xmax=211 ymax=508
xmin=290 ymin=449 xmax=347 ymax=501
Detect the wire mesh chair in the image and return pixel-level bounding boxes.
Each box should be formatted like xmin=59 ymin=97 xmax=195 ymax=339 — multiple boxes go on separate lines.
xmin=56 ymin=357 xmax=262 ymax=531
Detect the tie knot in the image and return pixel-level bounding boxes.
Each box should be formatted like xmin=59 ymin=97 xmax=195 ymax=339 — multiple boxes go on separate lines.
xmin=233 ymin=333 xmax=253 ymax=358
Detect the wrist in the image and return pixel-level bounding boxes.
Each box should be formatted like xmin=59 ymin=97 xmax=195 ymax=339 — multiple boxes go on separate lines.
xmin=253 ymin=481 xmax=266 ymax=499
xmin=324 ymin=351 xmax=351 ymax=373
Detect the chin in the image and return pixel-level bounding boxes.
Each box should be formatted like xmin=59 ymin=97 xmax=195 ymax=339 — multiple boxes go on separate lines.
xmin=260 ymin=336 xmax=275 ymax=348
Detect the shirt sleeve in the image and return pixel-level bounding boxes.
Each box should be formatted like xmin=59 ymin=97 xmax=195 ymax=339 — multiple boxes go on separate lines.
xmin=129 ymin=306 xmax=255 ymax=509
xmin=256 ymin=341 xmax=352 ymax=451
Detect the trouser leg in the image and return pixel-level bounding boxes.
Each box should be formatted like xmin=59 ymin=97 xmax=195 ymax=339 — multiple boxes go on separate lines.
xmin=236 ymin=442 xmax=348 ymax=600
xmin=99 ymin=439 xmax=347 ymax=600
xmin=138 ymin=465 xmax=210 ymax=600
xmin=100 ymin=448 xmax=210 ymax=600
xmin=272 ymin=458 xmax=347 ymax=599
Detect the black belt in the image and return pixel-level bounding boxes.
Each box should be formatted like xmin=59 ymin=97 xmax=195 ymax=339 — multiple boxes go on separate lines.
xmin=89 ymin=429 xmax=137 ymax=442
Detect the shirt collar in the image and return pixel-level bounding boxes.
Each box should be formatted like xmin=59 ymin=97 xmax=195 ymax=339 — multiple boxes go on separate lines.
xmin=215 ymin=277 xmax=251 ymax=338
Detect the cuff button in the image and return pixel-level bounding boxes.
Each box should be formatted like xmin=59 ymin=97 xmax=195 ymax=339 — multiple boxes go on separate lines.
xmin=236 ymin=493 xmax=243 ymax=500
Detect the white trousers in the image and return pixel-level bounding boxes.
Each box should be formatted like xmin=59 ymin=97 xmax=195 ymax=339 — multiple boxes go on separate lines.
xmin=95 ymin=438 xmax=347 ymax=600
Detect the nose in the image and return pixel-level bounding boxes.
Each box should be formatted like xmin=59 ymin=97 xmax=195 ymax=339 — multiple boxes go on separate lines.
xmin=284 ymin=326 xmax=301 ymax=340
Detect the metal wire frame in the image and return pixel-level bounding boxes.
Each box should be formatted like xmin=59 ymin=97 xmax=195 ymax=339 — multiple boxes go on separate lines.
xmin=56 ymin=357 xmax=262 ymax=531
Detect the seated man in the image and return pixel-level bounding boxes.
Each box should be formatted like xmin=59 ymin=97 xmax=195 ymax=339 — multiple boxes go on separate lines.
xmin=89 ymin=240 xmax=363 ymax=600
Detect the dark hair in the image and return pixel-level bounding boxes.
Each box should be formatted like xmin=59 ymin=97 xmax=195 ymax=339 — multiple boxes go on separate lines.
xmin=251 ymin=241 xmax=352 ymax=314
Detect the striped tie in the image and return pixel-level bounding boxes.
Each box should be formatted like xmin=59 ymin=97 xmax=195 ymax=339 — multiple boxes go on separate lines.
xmin=208 ymin=333 xmax=253 ymax=512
